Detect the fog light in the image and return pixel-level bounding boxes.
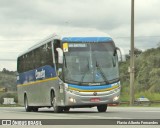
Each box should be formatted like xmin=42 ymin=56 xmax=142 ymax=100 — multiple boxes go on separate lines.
xmin=69 ymin=97 xmax=76 ymax=103
xmin=113 ymin=96 xmax=119 ymax=102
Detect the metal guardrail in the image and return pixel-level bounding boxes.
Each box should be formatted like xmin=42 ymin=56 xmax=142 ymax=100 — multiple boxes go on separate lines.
xmin=119 ymin=101 xmax=160 ymax=106
xmin=108 ymin=100 xmax=160 ymax=106
xmin=150 ymin=101 xmax=160 ymax=103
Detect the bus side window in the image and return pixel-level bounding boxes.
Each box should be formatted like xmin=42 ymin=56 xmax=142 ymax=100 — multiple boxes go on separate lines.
xmin=47 ymin=42 xmax=54 ymax=67
xmin=34 ymin=48 xmax=41 ymax=69
xmin=40 ymin=42 xmax=54 ymax=67
xmin=54 ymin=40 xmax=61 ymax=71
xmin=26 ymin=52 xmax=33 ymax=71
xmin=17 ymin=56 xmax=23 ymax=73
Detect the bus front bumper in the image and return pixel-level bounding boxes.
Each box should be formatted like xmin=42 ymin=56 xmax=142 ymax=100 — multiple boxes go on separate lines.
xmin=63 ymin=87 xmax=121 ymax=107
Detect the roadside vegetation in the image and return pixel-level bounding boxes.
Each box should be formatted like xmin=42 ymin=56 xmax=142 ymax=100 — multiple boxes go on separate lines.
xmin=120 ymin=46 xmax=160 ymax=103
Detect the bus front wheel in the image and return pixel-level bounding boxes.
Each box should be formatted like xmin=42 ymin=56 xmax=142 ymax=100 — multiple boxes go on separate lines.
xmin=51 ymin=92 xmax=63 ymax=113
xmin=32 ymin=107 xmax=39 ymax=112
xmin=97 ymin=104 xmax=108 ymax=112
xmin=24 ymin=95 xmax=32 ymax=112
xmin=63 ymin=107 xmax=70 ymax=112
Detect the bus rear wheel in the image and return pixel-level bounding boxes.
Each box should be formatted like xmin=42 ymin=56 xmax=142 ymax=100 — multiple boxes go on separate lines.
xmin=63 ymin=107 xmax=70 ymax=112
xmin=32 ymin=107 xmax=39 ymax=112
xmin=51 ymin=92 xmax=63 ymax=113
xmin=97 ymin=104 xmax=108 ymax=112
xmin=24 ymin=95 xmax=32 ymax=112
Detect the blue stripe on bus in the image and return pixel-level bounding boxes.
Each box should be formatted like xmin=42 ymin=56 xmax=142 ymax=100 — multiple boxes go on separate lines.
xmin=17 ymin=65 xmax=56 ymax=85
xmin=62 ymin=37 xmax=112 ymax=42
xmin=68 ymin=82 xmax=119 ymax=91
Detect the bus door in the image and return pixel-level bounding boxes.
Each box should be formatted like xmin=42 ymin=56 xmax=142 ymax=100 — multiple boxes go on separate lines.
xmin=53 ymin=40 xmax=65 ymax=106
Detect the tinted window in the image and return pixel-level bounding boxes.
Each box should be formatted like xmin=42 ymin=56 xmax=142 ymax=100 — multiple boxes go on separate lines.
xmin=17 ymin=42 xmax=54 ymax=73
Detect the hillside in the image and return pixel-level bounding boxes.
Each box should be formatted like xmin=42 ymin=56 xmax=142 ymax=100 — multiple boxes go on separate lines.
xmin=120 ymin=46 xmax=160 ymax=101
xmin=0 ymin=69 xmax=17 ymax=91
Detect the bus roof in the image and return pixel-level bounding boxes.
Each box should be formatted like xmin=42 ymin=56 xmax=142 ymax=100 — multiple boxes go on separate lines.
xmin=18 ymin=30 xmax=112 ymax=57
xmin=61 ymin=29 xmax=112 ymax=42
xmin=62 ymin=37 xmax=112 ymax=42
xmin=18 ymin=33 xmax=60 ymax=57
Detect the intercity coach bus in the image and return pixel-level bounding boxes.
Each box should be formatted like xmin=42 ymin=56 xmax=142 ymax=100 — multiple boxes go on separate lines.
xmin=17 ymin=31 xmax=122 ymax=113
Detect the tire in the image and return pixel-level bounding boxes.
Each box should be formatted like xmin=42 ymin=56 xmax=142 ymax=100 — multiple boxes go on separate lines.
xmin=24 ymin=95 xmax=32 ymax=112
xmin=32 ymin=107 xmax=39 ymax=112
xmin=51 ymin=91 xmax=63 ymax=113
xmin=97 ymin=104 xmax=108 ymax=112
xmin=63 ymin=107 xmax=70 ymax=112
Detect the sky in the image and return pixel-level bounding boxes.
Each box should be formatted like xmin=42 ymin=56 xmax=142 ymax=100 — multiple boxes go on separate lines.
xmin=0 ymin=0 xmax=160 ymax=71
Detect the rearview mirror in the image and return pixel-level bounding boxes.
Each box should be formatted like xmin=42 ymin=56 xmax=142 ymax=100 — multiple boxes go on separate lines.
xmin=56 ymin=48 xmax=63 ymax=64
xmin=115 ymin=47 xmax=126 ymax=62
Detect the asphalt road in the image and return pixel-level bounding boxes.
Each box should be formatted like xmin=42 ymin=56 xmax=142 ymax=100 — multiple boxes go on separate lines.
xmin=0 ymin=106 xmax=159 ymax=119
xmin=0 ymin=107 xmax=160 ymax=128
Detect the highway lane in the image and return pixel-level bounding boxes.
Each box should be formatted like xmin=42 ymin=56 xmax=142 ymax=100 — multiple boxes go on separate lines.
xmin=0 ymin=107 xmax=160 ymax=119
xmin=0 ymin=107 xmax=159 ymax=128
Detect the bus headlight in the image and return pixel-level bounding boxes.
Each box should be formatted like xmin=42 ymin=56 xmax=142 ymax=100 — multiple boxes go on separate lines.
xmin=69 ymin=97 xmax=76 ymax=103
xmin=113 ymin=96 xmax=119 ymax=102
xmin=64 ymin=83 xmax=68 ymax=89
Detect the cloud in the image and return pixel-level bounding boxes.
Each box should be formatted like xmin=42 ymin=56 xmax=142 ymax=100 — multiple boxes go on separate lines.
xmin=0 ymin=0 xmax=160 ymax=70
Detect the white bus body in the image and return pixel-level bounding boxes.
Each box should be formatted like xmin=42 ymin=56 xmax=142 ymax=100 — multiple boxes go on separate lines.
xmin=17 ymin=31 xmax=121 ymax=113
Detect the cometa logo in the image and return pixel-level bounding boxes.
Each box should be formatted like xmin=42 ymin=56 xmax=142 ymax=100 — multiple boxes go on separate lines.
xmin=88 ymin=83 xmax=101 ymax=86
xmin=35 ymin=69 xmax=45 ymax=79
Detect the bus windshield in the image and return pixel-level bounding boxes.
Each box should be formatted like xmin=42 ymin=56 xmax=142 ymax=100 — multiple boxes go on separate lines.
xmin=63 ymin=42 xmax=119 ymax=85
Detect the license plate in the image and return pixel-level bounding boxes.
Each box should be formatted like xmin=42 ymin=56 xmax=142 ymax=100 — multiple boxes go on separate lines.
xmin=90 ymin=98 xmax=100 ymax=102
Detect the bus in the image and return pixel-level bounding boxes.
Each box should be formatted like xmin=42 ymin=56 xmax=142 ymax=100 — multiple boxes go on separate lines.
xmin=17 ymin=31 xmax=122 ymax=113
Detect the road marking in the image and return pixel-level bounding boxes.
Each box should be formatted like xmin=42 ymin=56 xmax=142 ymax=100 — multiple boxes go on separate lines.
xmin=131 ymin=111 xmax=160 ymax=113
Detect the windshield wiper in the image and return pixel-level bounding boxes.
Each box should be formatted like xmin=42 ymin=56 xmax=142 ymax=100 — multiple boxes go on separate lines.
xmin=80 ymin=69 xmax=90 ymax=85
xmin=65 ymin=79 xmax=81 ymax=85
xmin=96 ymin=60 xmax=110 ymax=84
xmin=80 ymin=60 xmax=110 ymax=85
xmin=109 ymin=78 xmax=120 ymax=83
